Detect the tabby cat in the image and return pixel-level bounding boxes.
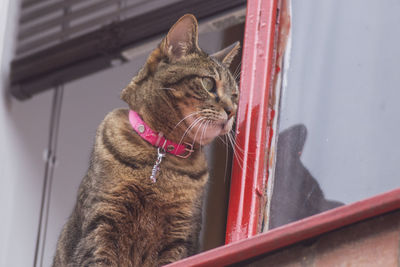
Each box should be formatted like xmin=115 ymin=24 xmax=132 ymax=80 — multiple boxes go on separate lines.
xmin=53 ymin=14 xmax=240 ymax=266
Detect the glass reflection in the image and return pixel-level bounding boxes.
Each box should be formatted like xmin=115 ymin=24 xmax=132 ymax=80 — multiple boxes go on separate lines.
xmin=269 ymin=0 xmax=400 ymax=228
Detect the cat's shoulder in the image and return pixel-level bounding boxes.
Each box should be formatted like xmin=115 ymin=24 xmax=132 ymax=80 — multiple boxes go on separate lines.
xmin=95 ymin=108 xmax=130 ymax=136
xmin=101 ymin=108 xmax=129 ymax=126
xmin=105 ymin=108 xmax=129 ymax=119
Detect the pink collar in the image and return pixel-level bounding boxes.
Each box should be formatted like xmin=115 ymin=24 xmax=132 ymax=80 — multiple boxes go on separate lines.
xmin=128 ymin=110 xmax=194 ymax=158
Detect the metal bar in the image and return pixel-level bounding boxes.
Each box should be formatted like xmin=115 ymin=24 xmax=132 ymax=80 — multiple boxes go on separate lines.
xmin=33 ymin=85 xmax=64 ymax=267
xmin=166 ymin=188 xmax=400 ymax=266
xmin=225 ymin=0 xmax=279 ymax=243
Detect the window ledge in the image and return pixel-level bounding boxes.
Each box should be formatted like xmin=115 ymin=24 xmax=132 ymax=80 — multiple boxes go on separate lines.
xmin=167 ymin=188 xmax=400 ymax=266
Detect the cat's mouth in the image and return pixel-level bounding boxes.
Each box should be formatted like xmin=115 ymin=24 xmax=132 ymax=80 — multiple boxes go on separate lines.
xmin=220 ymin=117 xmax=234 ymax=135
xmin=183 ymin=116 xmax=234 ymax=145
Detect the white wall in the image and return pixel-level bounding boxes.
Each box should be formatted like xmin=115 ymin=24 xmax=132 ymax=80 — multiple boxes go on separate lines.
xmin=0 ymin=0 xmax=54 ymax=267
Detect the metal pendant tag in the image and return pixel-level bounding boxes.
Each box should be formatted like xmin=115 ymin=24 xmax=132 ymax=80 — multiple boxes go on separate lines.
xmin=150 ymin=148 xmax=166 ymax=183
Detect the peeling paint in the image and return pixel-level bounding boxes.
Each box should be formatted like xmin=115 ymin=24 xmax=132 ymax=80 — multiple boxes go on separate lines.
xmin=264 ymin=0 xmax=292 ymax=232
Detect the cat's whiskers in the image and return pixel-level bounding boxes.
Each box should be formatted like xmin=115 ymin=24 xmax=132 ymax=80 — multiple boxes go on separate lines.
xmin=199 ymin=120 xmax=211 ymax=152
xmin=233 ymin=61 xmax=242 ymax=75
xmin=191 ymin=119 xmax=207 ymax=150
xmin=229 ymin=134 xmax=246 ymax=154
xmin=216 ymin=132 xmax=243 ymax=180
xmin=226 ymin=131 xmax=245 ymax=171
xmin=177 ymin=116 xmax=205 ymax=149
xmin=227 ymin=131 xmax=242 ymax=154
xmin=198 ymin=121 xmax=205 ymax=149
xmin=173 ymin=111 xmax=202 ymax=130
xmin=233 ymin=62 xmax=242 ymax=81
xmin=217 ymin=135 xmax=227 ymax=145
xmin=223 ymin=135 xmax=229 ymax=183
xmin=234 ymin=74 xmax=241 ymax=82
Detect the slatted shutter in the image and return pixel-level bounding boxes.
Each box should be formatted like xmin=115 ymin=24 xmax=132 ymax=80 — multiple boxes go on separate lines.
xmin=11 ymin=0 xmax=246 ymax=100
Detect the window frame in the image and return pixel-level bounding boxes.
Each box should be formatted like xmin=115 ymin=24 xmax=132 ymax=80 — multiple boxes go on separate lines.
xmin=225 ymin=0 xmax=279 ymax=243
xmin=168 ymin=188 xmax=400 ymax=266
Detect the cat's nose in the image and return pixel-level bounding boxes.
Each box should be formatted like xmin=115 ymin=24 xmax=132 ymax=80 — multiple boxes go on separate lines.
xmin=223 ymin=106 xmax=234 ymax=119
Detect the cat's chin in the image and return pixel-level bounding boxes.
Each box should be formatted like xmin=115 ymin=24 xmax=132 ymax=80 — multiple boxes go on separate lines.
xmin=195 ymin=126 xmax=221 ymax=145
xmin=220 ymin=117 xmax=234 ymax=135
xmin=198 ymin=117 xmax=235 ymax=144
xmin=182 ymin=115 xmax=235 ymax=145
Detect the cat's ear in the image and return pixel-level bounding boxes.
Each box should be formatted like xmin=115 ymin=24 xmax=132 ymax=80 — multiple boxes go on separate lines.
xmin=161 ymin=14 xmax=199 ymax=60
xmin=212 ymin=41 xmax=241 ymax=67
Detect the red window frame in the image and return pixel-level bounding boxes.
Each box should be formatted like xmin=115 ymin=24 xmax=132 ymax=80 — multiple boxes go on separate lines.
xmin=225 ymin=0 xmax=279 ymax=244
xmin=167 ymin=0 xmax=400 ymax=265
xmin=168 ymin=189 xmax=400 ymax=266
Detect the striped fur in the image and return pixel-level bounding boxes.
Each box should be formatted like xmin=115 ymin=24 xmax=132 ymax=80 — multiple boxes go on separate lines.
xmin=53 ymin=14 xmax=239 ymax=266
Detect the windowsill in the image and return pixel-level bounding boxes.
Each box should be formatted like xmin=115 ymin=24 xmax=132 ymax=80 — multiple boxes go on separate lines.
xmin=167 ymin=187 xmax=400 ymax=266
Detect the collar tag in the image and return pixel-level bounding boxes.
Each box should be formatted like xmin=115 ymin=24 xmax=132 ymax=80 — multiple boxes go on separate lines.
xmin=150 ymin=147 xmax=166 ymax=183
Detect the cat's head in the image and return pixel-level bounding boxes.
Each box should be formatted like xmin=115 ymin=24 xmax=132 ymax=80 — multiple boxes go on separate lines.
xmin=122 ymin=14 xmax=240 ymax=146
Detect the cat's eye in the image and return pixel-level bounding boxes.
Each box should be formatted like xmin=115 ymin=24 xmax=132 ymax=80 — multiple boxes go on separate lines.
xmin=201 ymin=77 xmax=216 ymax=93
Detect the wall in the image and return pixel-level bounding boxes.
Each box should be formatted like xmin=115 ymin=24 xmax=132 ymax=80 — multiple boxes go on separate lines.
xmin=0 ymin=0 xmax=53 ymax=266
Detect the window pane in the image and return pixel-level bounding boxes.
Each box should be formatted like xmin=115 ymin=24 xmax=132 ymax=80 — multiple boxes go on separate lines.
xmin=269 ymin=0 xmax=400 ymax=228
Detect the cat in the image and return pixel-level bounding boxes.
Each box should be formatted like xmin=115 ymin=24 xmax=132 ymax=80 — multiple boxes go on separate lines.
xmin=53 ymin=14 xmax=240 ymax=267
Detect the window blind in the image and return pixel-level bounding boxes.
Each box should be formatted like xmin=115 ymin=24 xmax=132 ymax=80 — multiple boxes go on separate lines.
xmin=11 ymin=0 xmax=246 ymax=100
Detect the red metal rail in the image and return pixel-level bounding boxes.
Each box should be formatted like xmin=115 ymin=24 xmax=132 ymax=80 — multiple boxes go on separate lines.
xmin=225 ymin=0 xmax=279 ymax=243
xmin=167 ymin=188 xmax=400 ymax=267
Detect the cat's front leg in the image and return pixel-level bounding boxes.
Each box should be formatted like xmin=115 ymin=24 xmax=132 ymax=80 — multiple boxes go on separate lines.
xmin=70 ymin=228 xmax=120 ymax=267
xmin=156 ymin=238 xmax=199 ymax=266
